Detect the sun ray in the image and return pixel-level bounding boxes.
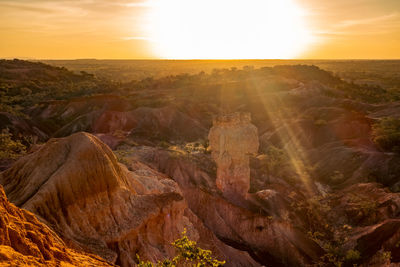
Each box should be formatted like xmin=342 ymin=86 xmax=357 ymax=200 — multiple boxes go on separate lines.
xmin=252 ymin=83 xmax=316 ymax=195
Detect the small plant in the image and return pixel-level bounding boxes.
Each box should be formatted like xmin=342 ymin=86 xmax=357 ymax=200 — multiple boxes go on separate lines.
xmin=369 ymin=250 xmax=392 ymax=265
xmin=379 ymin=251 xmax=391 ymax=262
xmin=320 ymin=243 xmax=344 ymax=267
xmin=348 ymin=193 xmax=377 ymax=222
xmin=0 ymin=128 xmax=26 ymax=159
xmin=264 ymin=145 xmax=288 ymax=179
xmin=158 ymin=141 xmax=171 ymax=149
xmin=291 ymin=194 xmax=333 ymax=249
xmin=330 ymin=171 xmax=344 ymax=183
xmin=314 ymin=119 xmax=328 ymax=126
xmin=202 ymin=139 xmax=210 ymax=154
xmin=345 ymin=249 xmax=360 ymax=262
xmin=137 ymin=229 xmax=225 ymax=267
xmin=113 ymin=149 xmax=130 ymax=166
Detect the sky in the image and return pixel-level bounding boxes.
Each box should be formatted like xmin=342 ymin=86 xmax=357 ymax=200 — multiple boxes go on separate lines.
xmin=0 ymin=0 xmax=400 ymax=59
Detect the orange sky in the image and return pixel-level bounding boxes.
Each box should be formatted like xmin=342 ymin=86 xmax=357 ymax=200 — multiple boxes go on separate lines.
xmin=1 ymin=0 xmax=400 ymax=59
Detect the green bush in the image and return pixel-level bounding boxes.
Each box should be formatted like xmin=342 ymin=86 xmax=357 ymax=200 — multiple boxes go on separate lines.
xmin=264 ymin=145 xmax=288 ymax=179
xmin=138 ymin=229 xmax=225 ymax=267
xmin=345 ymin=249 xmax=361 ymax=262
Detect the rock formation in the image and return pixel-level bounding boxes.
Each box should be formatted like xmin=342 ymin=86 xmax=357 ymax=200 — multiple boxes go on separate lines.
xmin=0 ymin=184 xmax=111 ymax=267
xmin=0 ymin=132 xmax=257 ymax=266
xmin=208 ymin=112 xmax=259 ymax=197
xmin=129 ymin=146 xmax=400 ymax=266
xmin=127 ymin=146 xmax=325 ymax=266
xmin=0 ymin=132 xmax=192 ymax=265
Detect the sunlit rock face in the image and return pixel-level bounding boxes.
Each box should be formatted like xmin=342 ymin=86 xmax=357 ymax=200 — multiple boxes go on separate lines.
xmin=0 ymin=184 xmax=112 ymax=267
xmin=208 ymin=113 xmax=259 ymax=197
xmin=0 ymin=132 xmax=192 ymax=266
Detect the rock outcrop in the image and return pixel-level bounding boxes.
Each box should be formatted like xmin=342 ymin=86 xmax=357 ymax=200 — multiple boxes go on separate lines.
xmin=0 ymin=184 xmax=111 ymax=267
xmin=208 ymin=113 xmax=259 ymax=197
xmin=0 ymin=132 xmax=257 ymax=266
xmin=330 ymin=183 xmax=400 ymax=265
xmin=0 ymin=112 xmax=48 ymax=143
xmin=121 ymin=146 xmax=400 ymax=266
xmin=125 ymin=146 xmax=325 ymax=266
xmin=31 ymin=96 xmax=207 ymax=143
xmin=0 ymin=132 xmax=192 ymax=265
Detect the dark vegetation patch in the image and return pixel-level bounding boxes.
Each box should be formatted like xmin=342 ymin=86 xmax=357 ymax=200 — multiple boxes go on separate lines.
xmin=373 ymin=117 xmax=400 ymax=153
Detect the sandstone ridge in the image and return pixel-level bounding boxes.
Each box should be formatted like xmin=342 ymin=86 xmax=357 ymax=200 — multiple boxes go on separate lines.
xmin=0 ymin=132 xmax=190 ymax=265
xmin=0 ymin=184 xmax=111 ymax=267
xmin=0 ymin=132 xmax=257 ymax=266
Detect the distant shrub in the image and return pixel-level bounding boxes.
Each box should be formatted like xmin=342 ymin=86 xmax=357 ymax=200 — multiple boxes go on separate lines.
xmin=113 ymin=149 xmax=130 ymax=167
xmin=0 ymin=128 xmax=26 ymax=159
xmin=264 ymin=145 xmax=288 ymax=179
xmin=348 ymin=193 xmax=378 ymax=224
xmin=330 ymin=171 xmax=344 ymax=183
xmin=380 ymin=251 xmax=392 ymax=261
xmin=372 ymin=117 xmax=400 ymax=153
xmin=314 ymin=119 xmax=328 ymax=127
xmin=345 ymin=249 xmax=361 ymax=262
xmin=202 ymin=139 xmax=210 ymax=154
xmin=183 ymin=141 xmax=209 ymax=154
xmin=369 ymin=250 xmax=392 ymax=265
xmin=158 ymin=141 xmax=171 ymax=149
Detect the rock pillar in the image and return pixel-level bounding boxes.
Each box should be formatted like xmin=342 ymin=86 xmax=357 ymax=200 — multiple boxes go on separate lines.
xmin=208 ymin=113 xmax=259 ymax=197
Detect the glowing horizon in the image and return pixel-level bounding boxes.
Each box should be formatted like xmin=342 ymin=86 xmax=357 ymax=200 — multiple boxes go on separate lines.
xmin=0 ymin=0 xmax=400 ymax=59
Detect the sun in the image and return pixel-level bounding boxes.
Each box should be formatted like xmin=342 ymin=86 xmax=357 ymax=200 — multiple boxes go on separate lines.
xmin=145 ymin=0 xmax=312 ymax=59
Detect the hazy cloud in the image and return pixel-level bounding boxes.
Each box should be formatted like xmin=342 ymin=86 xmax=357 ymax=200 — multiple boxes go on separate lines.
xmin=121 ymin=36 xmax=150 ymax=40
xmin=123 ymin=2 xmax=153 ymax=7
xmin=337 ymin=12 xmax=399 ymax=28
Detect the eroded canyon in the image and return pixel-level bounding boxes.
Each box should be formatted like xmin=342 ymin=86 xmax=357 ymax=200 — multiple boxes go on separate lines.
xmin=1 ymin=60 xmax=400 ymax=266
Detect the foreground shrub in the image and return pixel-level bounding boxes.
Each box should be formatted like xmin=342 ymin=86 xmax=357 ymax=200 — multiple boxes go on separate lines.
xmin=138 ymin=229 xmax=225 ymax=267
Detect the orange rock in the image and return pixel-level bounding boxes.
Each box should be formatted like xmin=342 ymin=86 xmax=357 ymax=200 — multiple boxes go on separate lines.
xmin=0 ymin=132 xmax=195 ymax=266
xmin=208 ymin=112 xmax=259 ymax=197
xmin=0 ymin=184 xmax=111 ymax=267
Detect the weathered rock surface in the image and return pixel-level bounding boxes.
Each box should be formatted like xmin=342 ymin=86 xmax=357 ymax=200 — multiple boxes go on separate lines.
xmin=0 ymin=132 xmax=191 ymax=265
xmin=117 ymin=145 xmax=400 ymax=266
xmin=329 ymin=183 xmax=400 ymax=226
xmin=124 ymin=147 xmax=324 ymax=266
xmin=0 ymin=112 xmax=48 ymax=143
xmin=354 ymin=219 xmax=400 ymax=265
xmin=0 ymin=184 xmax=111 ymax=267
xmin=208 ymin=113 xmax=259 ymax=197
xmin=0 ymin=132 xmax=257 ymax=266
xmin=3 ymin=61 xmax=400 ymax=266
xmin=31 ymin=96 xmax=207 ymax=143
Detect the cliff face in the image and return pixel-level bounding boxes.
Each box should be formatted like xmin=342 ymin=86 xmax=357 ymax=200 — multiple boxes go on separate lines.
xmin=0 ymin=184 xmax=111 ymax=267
xmin=0 ymin=132 xmax=258 ymax=266
xmin=125 ymin=146 xmax=400 ymax=267
xmin=208 ymin=113 xmax=259 ymax=197
xmin=0 ymin=132 xmax=192 ymax=266
xmin=126 ymin=146 xmax=325 ymax=266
